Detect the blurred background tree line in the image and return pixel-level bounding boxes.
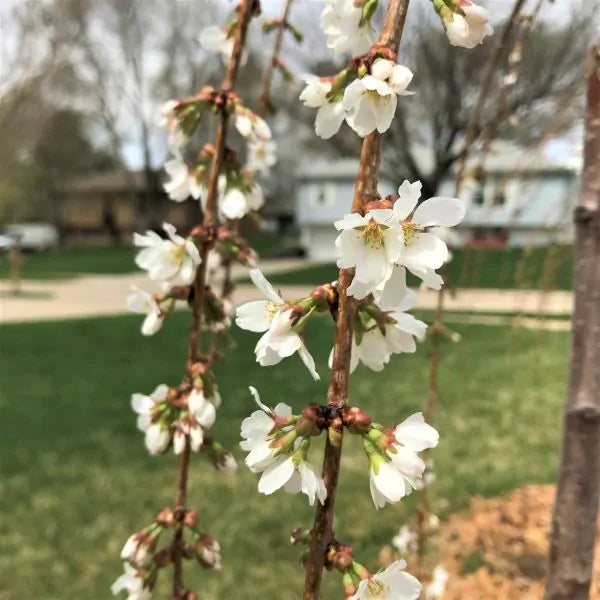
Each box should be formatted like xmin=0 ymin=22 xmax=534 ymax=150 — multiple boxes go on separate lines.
xmin=0 ymin=0 xmax=595 ymax=236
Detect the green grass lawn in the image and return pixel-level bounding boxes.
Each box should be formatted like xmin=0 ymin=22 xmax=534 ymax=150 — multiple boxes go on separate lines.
xmin=0 ymin=245 xmax=136 ymax=280
xmin=261 ymin=245 xmax=574 ymax=291
xmin=0 ymin=314 xmax=569 ymax=599
xmin=0 ymin=234 xmax=296 ymax=281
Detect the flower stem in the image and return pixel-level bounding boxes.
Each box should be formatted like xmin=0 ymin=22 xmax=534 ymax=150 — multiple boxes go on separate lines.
xmin=301 ymin=2 xmax=411 ymax=598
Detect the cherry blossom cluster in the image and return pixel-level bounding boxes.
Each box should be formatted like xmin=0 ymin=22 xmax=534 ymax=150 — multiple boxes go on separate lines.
xmin=335 ymin=180 xmax=465 ymax=300
xmin=432 ymin=0 xmax=493 ymax=49
xmin=160 ymin=87 xmax=274 ymax=216
xmin=300 ymin=49 xmax=414 ymax=139
xmin=113 ymin=507 xmax=222 ymax=600
xmin=127 ymin=222 xmax=256 ymax=336
xmin=240 ymin=389 xmax=439 ymax=513
xmin=241 ymin=388 xmax=328 ymax=505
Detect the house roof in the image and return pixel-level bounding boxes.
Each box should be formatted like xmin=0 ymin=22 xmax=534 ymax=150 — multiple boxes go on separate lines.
xmin=296 ymin=140 xmax=581 ymax=182
xmin=61 ymin=170 xmax=154 ymax=195
xmin=464 ymin=140 xmax=582 ymax=175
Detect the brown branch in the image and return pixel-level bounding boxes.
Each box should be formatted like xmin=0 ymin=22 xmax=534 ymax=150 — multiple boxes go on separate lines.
xmin=302 ymin=3 xmax=411 ymax=599
xmin=258 ymin=0 xmax=295 ymax=116
xmin=545 ymin=42 xmax=600 ymax=600
xmin=218 ymin=0 xmax=295 ymax=342
xmin=454 ymin=0 xmax=527 ymax=196
xmin=172 ymin=2 xmax=256 ymax=596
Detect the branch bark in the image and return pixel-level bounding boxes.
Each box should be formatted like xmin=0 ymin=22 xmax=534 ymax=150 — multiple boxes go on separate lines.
xmin=544 ymin=42 xmax=600 ymax=600
xmin=302 ymin=3 xmax=411 ymax=598
xmin=172 ymin=2 xmax=256 ymax=596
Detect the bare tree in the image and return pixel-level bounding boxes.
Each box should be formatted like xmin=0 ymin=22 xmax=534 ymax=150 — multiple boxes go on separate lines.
xmin=380 ymin=5 xmax=594 ymax=197
xmin=545 ymin=42 xmax=600 ymax=600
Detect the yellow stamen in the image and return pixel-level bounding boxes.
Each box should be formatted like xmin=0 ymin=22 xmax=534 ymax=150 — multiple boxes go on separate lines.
xmin=401 ymin=222 xmax=420 ymax=247
xmin=362 ymin=220 xmax=386 ymax=250
xmin=366 ymin=578 xmax=389 ymax=598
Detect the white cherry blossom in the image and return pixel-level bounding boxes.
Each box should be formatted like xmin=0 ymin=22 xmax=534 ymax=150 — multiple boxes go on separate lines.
xmin=173 ymin=389 xmax=217 ymax=454
xmin=221 ymin=182 xmax=264 ymax=220
xmin=258 ymin=454 xmax=327 ymax=506
xmin=343 ymin=60 xmax=414 ymax=137
xmin=334 ymin=210 xmax=404 ymax=300
xmin=126 ymin=287 xmax=165 ymax=336
xmin=247 ymin=139 xmax=277 ymax=175
xmin=425 ymin=565 xmax=450 ymax=599
xmin=131 ymin=384 xmax=170 ymax=455
xmin=370 ymin=413 xmax=439 ymax=508
xmin=339 ymin=290 xmax=427 ymax=373
xmin=349 ymin=560 xmax=421 ymax=600
xmin=199 ymin=25 xmax=248 ymax=64
xmin=134 ymin=223 xmax=201 ymax=287
xmin=235 ymin=269 xmax=319 ymax=380
xmin=120 ymin=532 xmax=154 ymax=568
xmin=299 ymin=75 xmax=346 ymax=140
xmin=201 ymin=176 xmax=264 ymax=220
xmin=235 ymin=107 xmax=271 ymax=141
xmin=163 ymin=158 xmax=202 ymax=202
xmin=445 ymin=1 xmax=493 ymax=49
xmin=160 ymin=100 xmax=188 ymax=149
xmin=392 ymin=525 xmax=416 ymax=554
xmin=380 ymin=180 xmax=465 ymax=291
xmin=320 ymin=0 xmax=373 ymax=55
xmin=240 ymin=386 xmax=293 ymax=472
xmin=111 ymin=563 xmax=151 ymax=600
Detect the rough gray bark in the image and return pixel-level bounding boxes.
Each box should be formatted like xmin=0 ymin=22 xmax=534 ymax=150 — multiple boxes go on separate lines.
xmin=545 ymin=43 xmax=600 ymax=600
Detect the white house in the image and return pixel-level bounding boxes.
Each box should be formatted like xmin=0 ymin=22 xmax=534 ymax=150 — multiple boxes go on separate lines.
xmin=295 ymin=142 xmax=580 ymax=261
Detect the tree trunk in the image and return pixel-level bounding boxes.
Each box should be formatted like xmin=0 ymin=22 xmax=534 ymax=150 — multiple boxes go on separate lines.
xmin=545 ymin=43 xmax=600 ymax=600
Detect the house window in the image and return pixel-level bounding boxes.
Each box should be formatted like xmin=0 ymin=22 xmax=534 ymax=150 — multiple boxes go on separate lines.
xmin=493 ymin=181 xmax=507 ymax=206
xmin=312 ymin=184 xmax=328 ymax=207
xmin=473 ymin=184 xmax=485 ymax=206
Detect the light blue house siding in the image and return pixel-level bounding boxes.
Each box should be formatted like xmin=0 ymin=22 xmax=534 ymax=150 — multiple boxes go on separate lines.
xmin=438 ymin=170 xmax=578 ymax=246
xmin=296 ymin=160 xmax=396 ymax=261
xmin=296 ymin=147 xmax=579 ymax=259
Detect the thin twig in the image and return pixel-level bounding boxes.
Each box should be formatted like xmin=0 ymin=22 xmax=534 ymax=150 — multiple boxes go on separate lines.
xmin=302 ymin=3 xmax=411 ymax=598
xmin=416 ymin=0 xmax=528 ymax=563
xmin=259 ymin=0 xmax=295 ymax=116
xmin=454 ymin=0 xmax=527 ymax=195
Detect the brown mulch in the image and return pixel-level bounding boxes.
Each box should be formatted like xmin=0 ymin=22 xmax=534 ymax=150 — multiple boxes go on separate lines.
xmin=382 ymin=485 xmax=600 ymax=599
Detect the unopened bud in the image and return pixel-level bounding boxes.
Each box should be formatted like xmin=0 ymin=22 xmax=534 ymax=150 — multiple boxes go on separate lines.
xmin=342 ymin=406 xmax=372 ymax=433
xmin=184 ymin=509 xmax=197 ymax=528
xmin=327 ymin=542 xmax=354 ymax=571
xmin=295 ymin=404 xmax=325 ymax=436
xmin=310 ymin=283 xmax=336 ymax=310
xmin=195 ymin=534 xmax=222 ymax=571
xmin=155 ymin=506 xmax=176 ymax=527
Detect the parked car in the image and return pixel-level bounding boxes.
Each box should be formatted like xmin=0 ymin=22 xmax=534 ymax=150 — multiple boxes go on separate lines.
xmin=0 ymin=233 xmax=17 ymax=250
xmin=1 ymin=223 xmax=59 ymax=251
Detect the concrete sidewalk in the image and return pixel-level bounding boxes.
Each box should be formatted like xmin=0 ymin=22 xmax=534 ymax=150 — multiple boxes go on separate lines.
xmin=0 ymin=263 xmax=573 ymax=325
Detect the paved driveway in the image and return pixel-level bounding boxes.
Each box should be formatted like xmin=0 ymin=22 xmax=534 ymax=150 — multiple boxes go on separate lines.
xmin=0 ymin=261 xmax=572 ymax=326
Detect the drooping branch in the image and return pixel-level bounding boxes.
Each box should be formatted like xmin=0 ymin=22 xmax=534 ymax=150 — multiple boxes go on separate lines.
xmin=544 ymin=42 xmax=600 ymax=600
xmin=416 ymin=0 xmax=530 ymax=564
xmin=302 ymin=3 xmax=411 ymax=598
xmin=172 ymin=2 xmax=257 ymax=597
